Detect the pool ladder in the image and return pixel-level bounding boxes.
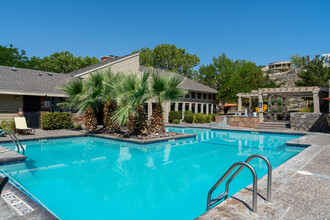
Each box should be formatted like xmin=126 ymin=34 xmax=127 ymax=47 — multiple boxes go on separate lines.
xmin=0 ymin=129 xmax=25 ymax=155
xmin=206 ymin=154 xmax=272 ymax=213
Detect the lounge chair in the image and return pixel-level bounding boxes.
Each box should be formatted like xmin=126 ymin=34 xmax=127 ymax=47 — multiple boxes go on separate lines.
xmin=0 ymin=177 xmax=8 ymax=194
xmin=14 ymin=117 xmax=35 ymax=135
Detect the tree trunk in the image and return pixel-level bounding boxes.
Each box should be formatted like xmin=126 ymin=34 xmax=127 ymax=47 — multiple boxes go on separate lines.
xmin=127 ymin=106 xmax=149 ymax=135
xmin=103 ymin=101 xmax=118 ymax=133
xmin=150 ymin=104 xmax=165 ymax=133
xmin=83 ymin=107 xmax=97 ymax=131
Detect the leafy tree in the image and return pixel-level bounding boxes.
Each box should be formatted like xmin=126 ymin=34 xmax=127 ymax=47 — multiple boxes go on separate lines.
xmin=197 ymin=53 xmax=277 ymax=103
xmin=133 ymin=43 xmax=200 ymax=78
xmin=290 ymin=53 xmax=307 ymax=69
xmin=149 ymin=71 xmax=186 ymax=133
xmin=30 ymin=51 xmax=99 ymax=73
xmin=0 ymin=44 xmax=30 ymax=68
xmin=114 ymin=71 xmax=151 ymax=134
xmin=295 ymin=57 xmax=330 ymax=87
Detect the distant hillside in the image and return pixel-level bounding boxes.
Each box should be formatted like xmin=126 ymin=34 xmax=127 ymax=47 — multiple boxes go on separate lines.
xmin=264 ymin=68 xmax=300 ymax=87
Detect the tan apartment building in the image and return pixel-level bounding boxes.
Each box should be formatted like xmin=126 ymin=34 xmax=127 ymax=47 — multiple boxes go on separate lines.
xmin=0 ymin=53 xmax=218 ymax=126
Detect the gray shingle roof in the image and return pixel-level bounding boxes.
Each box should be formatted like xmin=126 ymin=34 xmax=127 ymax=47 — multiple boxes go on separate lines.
xmin=0 ymin=65 xmax=73 ymax=97
xmin=69 ymin=53 xmax=138 ymax=76
xmin=139 ymin=66 xmax=218 ymax=94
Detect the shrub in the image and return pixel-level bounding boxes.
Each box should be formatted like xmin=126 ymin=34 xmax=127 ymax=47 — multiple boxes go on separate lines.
xmin=184 ymin=114 xmax=194 ymax=123
xmin=169 ymin=111 xmax=182 ymax=123
xmin=299 ymin=106 xmax=313 ymax=113
xmin=184 ymin=110 xmax=193 ymax=116
xmin=75 ymin=124 xmax=82 ymax=130
xmin=194 ymin=113 xmax=206 ymax=123
xmin=41 ymin=113 xmax=74 ymax=130
xmin=0 ymin=120 xmax=15 ymax=132
xmin=172 ymin=119 xmax=180 ymax=124
xmin=209 ymin=114 xmax=217 ymax=122
xmin=205 ymin=114 xmax=212 ymax=123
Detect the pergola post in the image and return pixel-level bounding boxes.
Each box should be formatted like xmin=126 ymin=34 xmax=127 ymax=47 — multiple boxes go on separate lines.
xmin=274 ymin=98 xmax=278 ymax=121
xmin=313 ymin=91 xmax=320 ymax=113
xmin=258 ymin=93 xmax=264 ymax=122
xmin=248 ymin=98 xmax=252 ymax=115
xmin=282 ymin=97 xmax=287 ymax=113
xmin=238 ymin=95 xmax=243 ymax=115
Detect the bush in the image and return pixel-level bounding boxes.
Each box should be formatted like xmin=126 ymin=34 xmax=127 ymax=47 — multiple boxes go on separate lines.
xmin=41 ymin=113 xmax=74 ymax=130
xmin=209 ymin=114 xmax=217 ymax=122
xmin=205 ymin=114 xmax=212 ymax=123
xmin=184 ymin=114 xmax=194 ymax=123
xmin=299 ymin=106 xmax=313 ymax=113
xmin=184 ymin=110 xmax=193 ymax=116
xmin=0 ymin=120 xmax=15 ymax=132
xmin=194 ymin=113 xmax=206 ymax=123
xmin=172 ymin=119 xmax=180 ymax=124
xmin=75 ymin=124 xmax=82 ymax=130
xmin=169 ymin=111 xmax=182 ymax=123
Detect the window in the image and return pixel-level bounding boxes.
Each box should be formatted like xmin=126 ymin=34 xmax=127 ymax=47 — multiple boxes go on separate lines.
xmin=198 ymin=93 xmax=201 ymax=99
xmin=213 ymin=95 xmax=216 ymax=100
xmin=208 ymin=94 xmax=212 ymax=99
xmin=192 ymin=92 xmax=196 ymax=98
xmin=185 ymin=93 xmax=190 ymax=98
xmin=203 ymin=93 xmax=206 ymax=99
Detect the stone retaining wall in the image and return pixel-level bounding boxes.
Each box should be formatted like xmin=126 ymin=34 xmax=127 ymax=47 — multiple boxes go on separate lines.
xmin=290 ymin=112 xmax=329 ymax=133
xmin=227 ymin=116 xmax=258 ymax=128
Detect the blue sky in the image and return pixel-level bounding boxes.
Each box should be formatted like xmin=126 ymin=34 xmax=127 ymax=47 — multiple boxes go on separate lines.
xmin=1 ymin=0 xmax=329 ymax=67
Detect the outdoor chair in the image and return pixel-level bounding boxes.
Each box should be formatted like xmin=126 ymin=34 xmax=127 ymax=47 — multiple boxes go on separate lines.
xmin=14 ymin=117 xmax=35 ymax=135
xmin=0 ymin=177 xmax=9 ymax=195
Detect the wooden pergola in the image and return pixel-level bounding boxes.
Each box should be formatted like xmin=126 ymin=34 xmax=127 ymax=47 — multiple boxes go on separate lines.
xmin=236 ymin=87 xmax=329 ymax=122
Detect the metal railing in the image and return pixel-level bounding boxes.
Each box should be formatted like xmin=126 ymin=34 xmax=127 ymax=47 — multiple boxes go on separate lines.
xmin=0 ymin=130 xmax=25 ymax=155
xmin=207 ymin=162 xmax=258 ymax=212
xmin=206 ymin=154 xmax=273 ymax=213
xmin=227 ymin=154 xmax=272 ymax=202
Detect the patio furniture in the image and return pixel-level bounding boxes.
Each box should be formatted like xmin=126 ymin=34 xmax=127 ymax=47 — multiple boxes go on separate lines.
xmin=14 ymin=117 xmax=35 ymax=135
xmin=0 ymin=177 xmax=9 ymax=194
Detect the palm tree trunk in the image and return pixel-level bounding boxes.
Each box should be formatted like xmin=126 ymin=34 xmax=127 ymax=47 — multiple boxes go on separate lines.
xmin=150 ymin=104 xmax=165 ymax=133
xmin=127 ymin=106 xmax=149 ymax=135
xmin=83 ymin=107 xmax=97 ymax=131
xmin=103 ymin=101 xmax=118 ymax=133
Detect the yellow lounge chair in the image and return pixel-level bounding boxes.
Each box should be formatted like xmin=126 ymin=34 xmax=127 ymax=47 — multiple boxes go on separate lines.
xmin=14 ymin=117 xmax=35 ymax=135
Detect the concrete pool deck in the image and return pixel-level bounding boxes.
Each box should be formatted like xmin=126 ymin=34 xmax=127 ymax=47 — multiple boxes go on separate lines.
xmin=0 ymin=126 xmax=329 ymax=219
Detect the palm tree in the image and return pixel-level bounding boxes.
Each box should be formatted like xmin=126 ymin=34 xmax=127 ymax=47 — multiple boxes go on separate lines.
xmin=150 ymin=72 xmax=186 ymax=133
xmin=102 ymin=69 xmax=120 ymax=133
xmin=114 ymin=71 xmax=151 ymax=135
xmin=60 ymin=72 xmax=105 ymax=131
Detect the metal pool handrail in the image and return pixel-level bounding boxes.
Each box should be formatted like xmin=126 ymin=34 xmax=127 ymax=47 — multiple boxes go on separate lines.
xmin=0 ymin=129 xmax=25 ymax=155
xmin=226 ymin=154 xmax=272 ymax=202
xmin=206 ymin=162 xmax=258 ymax=212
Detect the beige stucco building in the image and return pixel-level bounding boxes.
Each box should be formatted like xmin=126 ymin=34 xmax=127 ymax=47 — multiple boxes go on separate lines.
xmin=0 ymin=53 xmax=218 ymax=126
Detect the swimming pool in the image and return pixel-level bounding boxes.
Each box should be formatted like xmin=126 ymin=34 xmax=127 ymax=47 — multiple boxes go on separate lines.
xmin=0 ymin=127 xmax=305 ymax=219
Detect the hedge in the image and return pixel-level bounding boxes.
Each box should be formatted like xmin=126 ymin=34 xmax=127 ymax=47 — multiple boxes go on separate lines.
xmin=41 ymin=113 xmax=74 ymax=130
xmin=184 ymin=114 xmax=194 ymax=123
xmin=172 ymin=119 xmax=181 ymax=124
xmin=184 ymin=110 xmax=193 ymax=116
xmin=169 ymin=111 xmax=182 ymax=123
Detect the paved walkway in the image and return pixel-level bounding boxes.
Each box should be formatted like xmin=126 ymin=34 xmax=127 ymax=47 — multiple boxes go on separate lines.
xmin=198 ymin=132 xmax=330 ymax=220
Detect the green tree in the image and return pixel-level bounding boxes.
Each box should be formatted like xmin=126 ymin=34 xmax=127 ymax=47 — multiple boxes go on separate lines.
xmin=150 ymin=71 xmax=186 ymax=133
xmin=29 ymin=51 xmax=99 ymax=73
xmin=197 ymin=53 xmax=277 ymax=103
xmin=133 ymin=43 xmax=200 ymax=78
xmin=0 ymin=44 xmax=30 ymax=68
xmin=295 ymin=57 xmax=330 ymax=87
xmin=114 ymin=71 xmax=151 ymax=135
xmin=290 ymin=53 xmax=307 ymax=68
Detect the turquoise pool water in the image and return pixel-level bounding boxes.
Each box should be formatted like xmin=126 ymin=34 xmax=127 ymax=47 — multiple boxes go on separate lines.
xmin=0 ymin=128 xmax=304 ymax=219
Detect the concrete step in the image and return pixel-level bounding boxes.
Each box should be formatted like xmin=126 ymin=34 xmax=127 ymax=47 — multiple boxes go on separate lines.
xmin=255 ymin=122 xmax=290 ymax=130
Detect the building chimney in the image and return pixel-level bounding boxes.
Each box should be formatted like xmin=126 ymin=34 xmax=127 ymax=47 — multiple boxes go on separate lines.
xmin=100 ymin=54 xmax=118 ymax=62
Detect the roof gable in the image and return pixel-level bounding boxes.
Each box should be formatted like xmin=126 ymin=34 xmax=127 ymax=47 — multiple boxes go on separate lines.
xmin=139 ymin=66 xmax=218 ymax=94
